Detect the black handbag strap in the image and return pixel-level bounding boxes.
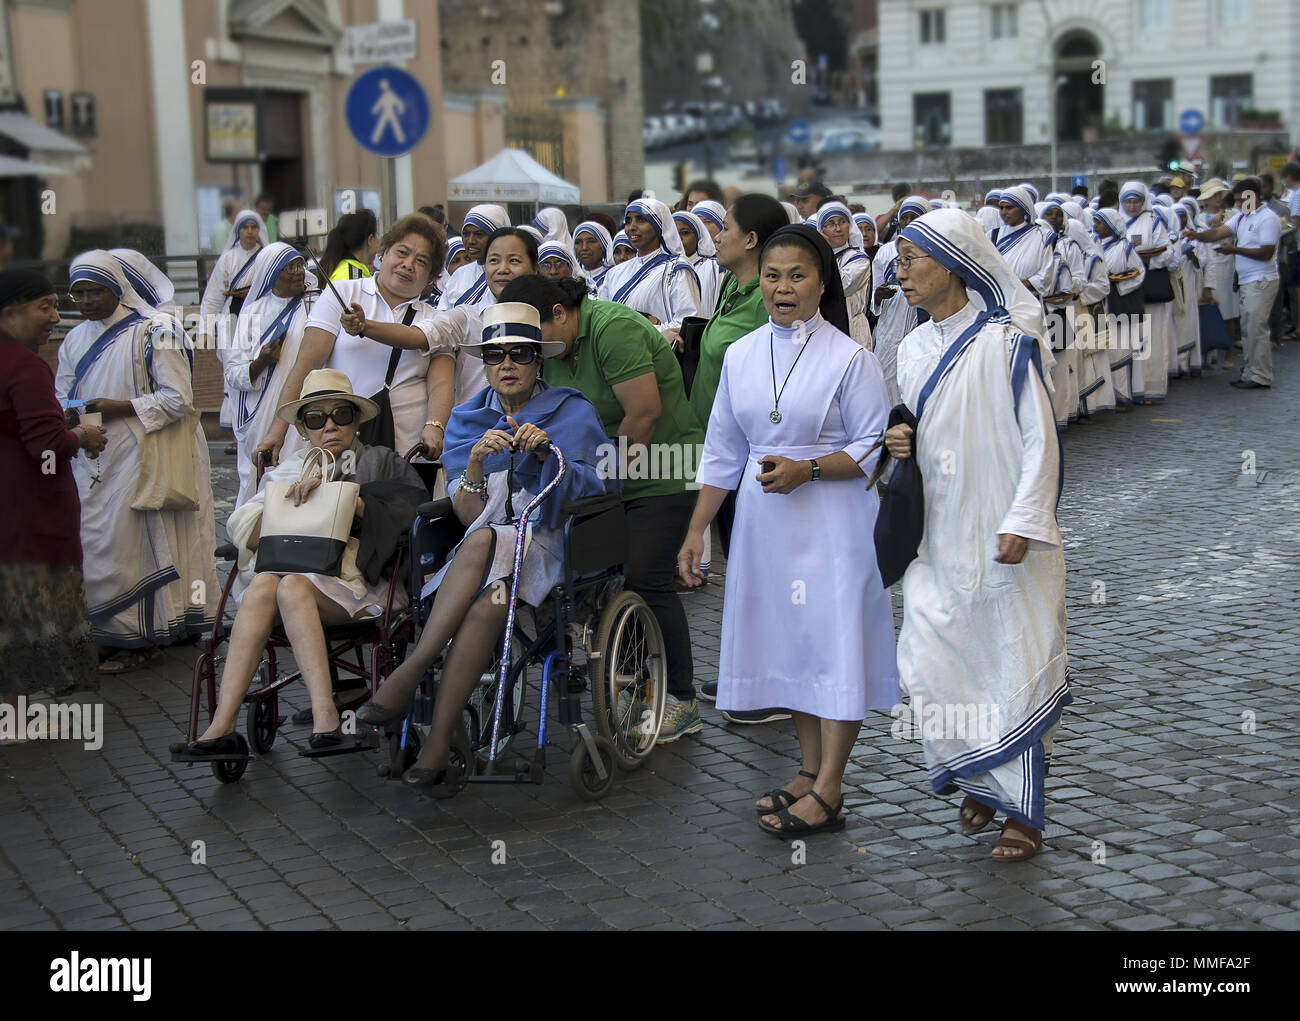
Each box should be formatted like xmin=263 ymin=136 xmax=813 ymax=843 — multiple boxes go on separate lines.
xmin=382 ymin=304 xmax=420 ymax=387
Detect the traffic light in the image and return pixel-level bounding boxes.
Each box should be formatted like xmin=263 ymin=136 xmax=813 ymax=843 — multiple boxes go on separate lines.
xmin=1156 ymin=137 xmax=1180 ymax=172
xmin=674 ymin=161 xmax=688 ymax=195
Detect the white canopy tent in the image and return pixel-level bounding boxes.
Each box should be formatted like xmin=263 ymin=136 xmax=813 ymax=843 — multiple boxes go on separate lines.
xmin=447 ymin=148 xmax=580 ymax=205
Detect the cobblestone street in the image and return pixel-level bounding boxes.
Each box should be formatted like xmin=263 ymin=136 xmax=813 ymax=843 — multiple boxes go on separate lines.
xmin=3 ymin=348 xmax=1299 ymax=932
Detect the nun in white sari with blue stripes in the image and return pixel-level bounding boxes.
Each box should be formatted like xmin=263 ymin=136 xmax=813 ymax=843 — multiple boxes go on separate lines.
xmin=889 ymin=210 xmax=1069 ymax=861
xmin=54 ymin=251 xmax=219 ymax=651
xmin=598 ymin=197 xmax=701 ymax=332
xmin=200 ymin=210 xmax=268 ymax=430
xmin=226 ymin=243 xmax=316 ymax=507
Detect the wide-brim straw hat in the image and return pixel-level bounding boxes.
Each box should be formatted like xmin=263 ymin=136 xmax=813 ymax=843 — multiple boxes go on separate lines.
xmin=458 ymin=300 xmax=567 ymax=359
xmin=1195 ymin=178 xmax=1231 ymax=202
xmin=276 ymin=367 xmax=380 ymax=423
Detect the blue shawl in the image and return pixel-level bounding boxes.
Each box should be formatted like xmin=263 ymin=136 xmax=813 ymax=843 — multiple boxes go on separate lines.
xmin=442 ymin=380 xmax=616 ymax=528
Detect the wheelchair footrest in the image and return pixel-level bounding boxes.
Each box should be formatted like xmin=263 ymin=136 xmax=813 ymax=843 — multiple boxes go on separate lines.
xmin=169 ymin=750 xmax=250 ymax=764
xmin=298 ymin=731 xmax=379 ymax=758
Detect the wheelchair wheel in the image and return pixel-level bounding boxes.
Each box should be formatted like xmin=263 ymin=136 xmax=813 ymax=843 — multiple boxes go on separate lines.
xmin=467 ymin=627 xmax=528 ymax=758
xmin=211 ymin=733 xmax=250 ymax=784
xmin=246 ymin=698 xmax=276 ymax=755
xmin=568 ymin=733 xmax=616 ymax=801
xmin=590 ymin=591 xmax=667 ymax=771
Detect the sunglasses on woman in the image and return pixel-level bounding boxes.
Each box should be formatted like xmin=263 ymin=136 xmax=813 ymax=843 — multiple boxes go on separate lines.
xmin=481 ymin=344 xmax=538 ymax=365
xmin=299 ymin=406 xmax=357 ymax=429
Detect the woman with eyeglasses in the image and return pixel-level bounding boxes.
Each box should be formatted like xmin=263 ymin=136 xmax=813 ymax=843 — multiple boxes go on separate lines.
xmin=337 ymin=227 xmax=549 ymax=410
xmin=356 ymin=303 xmax=610 ymax=794
xmin=175 ymin=369 xmax=428 ymax=756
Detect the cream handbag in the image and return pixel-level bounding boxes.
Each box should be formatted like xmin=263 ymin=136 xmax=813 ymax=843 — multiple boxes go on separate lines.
xmin=256 ymin=447 xmax=360 ymax=576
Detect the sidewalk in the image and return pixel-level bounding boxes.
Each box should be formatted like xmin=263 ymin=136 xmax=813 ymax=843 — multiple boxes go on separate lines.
xmin=2 ymin=348 xmax=1299 ymax=931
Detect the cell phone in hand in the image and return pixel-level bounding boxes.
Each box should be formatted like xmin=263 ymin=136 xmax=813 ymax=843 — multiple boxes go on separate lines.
xmin=759 ymin=459 xmax=776 ymax=475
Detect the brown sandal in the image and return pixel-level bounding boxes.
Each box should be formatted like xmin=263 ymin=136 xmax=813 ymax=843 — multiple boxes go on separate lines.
xmin=992 ymin=820 xmax=1042 ymax=862
xmin=959 ymin=795 xmax=996 ymax=833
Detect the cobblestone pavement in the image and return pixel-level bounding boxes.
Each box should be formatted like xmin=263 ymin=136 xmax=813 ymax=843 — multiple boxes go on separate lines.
xmin=3 ymin=348 xmax=1299 ymax=932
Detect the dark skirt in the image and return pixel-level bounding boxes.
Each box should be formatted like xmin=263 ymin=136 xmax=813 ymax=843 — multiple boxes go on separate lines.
xmin=0 ymin=561 xmax=98 ymax=695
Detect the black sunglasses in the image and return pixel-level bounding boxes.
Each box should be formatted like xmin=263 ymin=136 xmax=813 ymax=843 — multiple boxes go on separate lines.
xmin=299 ymin=405 xmax=357 ymax=429
xmin=482 ymin=344 xmax=538 ymax=365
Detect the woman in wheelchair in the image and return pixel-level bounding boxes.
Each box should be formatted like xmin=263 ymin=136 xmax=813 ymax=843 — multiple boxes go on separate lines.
xmin=173 ymin=369 xmax=426 ymax=756
xmin=357 ymin=302 xmax=611 ymax=794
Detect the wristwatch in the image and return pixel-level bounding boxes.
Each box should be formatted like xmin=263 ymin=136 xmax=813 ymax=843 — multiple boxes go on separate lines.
xmin=809 ymin=459 xmax=821 ymax=482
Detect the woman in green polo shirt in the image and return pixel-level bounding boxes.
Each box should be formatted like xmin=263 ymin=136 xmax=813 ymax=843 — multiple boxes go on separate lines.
xmin=501 ymin=273 xmax=706 ymax=744
xmin=676 ymin=196 xmax=788 ymax=558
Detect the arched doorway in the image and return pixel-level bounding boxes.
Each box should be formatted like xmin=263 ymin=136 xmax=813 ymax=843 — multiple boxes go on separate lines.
xmin=1054 ymin=31 xmax=1103 ymax=142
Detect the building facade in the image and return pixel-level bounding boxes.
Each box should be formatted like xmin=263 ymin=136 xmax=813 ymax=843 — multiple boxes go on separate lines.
xmin=4 ymin=0 xmax=630 ymax=264
xmin=877 ymin=0 xmax=1298 ymax=153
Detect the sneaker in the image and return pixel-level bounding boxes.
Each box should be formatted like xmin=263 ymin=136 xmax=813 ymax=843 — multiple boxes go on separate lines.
xmin=697 ymin=681 xmax=718 ymax=702
xmin=614 ymin=688 xmax=646 ymax=733
xmin=722 ymin=707 xmax=793 ymax=725
xmin=656 ymin=695 xmax=703 ymax=744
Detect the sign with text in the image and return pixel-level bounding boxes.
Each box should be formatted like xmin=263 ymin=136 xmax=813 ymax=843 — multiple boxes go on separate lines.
xmin=204 ymin=88 xmax=262 ymax=162
xmin=346 ymin=20 xmax=417 ymax=65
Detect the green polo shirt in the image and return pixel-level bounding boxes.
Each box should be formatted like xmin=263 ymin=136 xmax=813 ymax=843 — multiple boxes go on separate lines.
xmin=543 ymin=298 xmax=704 ymax=501
xmin=689 ymin=271 xmax=767 ymax=428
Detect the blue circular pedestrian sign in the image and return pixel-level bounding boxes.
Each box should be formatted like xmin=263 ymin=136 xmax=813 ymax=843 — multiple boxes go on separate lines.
xmin=787 ymin=119 xmax=811 ymax=145
xmin=345 ymin=67 xmax=430 ymax=158
xmin=1177 ymin=109 xmax=1204 ymax=135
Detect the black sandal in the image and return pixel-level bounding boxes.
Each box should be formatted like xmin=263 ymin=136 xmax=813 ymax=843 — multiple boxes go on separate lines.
xmin=757 ymin=789 xmax=845 ymax=837
xmin=755 ymin=769 xmax=818 ymax=815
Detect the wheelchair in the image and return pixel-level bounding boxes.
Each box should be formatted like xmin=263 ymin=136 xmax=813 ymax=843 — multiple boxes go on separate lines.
xmin=380 ymin=442 xmax=669 ymax=801
xmin=170 ymin=450 xmax=426 ymax=783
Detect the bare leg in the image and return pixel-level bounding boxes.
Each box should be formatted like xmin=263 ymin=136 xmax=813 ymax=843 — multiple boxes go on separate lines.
xmin=275 ymin=575 xmax=352 ymax=733
xmin=755 ymin=710 xmax=822 ymax=811
xmin=761 ymin=717 xmax=862 ymax=828
xmin=370 ymin=529 xmax=495 ymax=711
xmin=200 ymin=573 xmax=281 ymax=740
xmin=412 ymin=583 xmax=509 ymax=771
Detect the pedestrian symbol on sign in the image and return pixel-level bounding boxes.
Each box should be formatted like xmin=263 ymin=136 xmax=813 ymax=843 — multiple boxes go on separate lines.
xmin=345 ymin=66 xmax=430 ymax=158
xmin=370 ymin=79 xmax=407 ymax=146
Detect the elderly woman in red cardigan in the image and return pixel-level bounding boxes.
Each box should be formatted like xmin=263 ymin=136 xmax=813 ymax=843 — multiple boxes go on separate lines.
xmin=0 ymin=270 xmax=107 ymax=729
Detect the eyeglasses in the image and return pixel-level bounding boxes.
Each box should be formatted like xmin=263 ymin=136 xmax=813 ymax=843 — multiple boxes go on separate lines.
xmin=299 ymin=406 xmax=357 ymax=429
xmin=891 ymin=254 xmax=934 ymax=273
xmin=66 ymin=289 xmax=105 ymax=303
xmin=482 ymin=344 xmax=538 ymax=365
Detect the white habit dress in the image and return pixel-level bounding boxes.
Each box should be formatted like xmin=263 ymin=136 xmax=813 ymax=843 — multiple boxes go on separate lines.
xmin=696 ymin=312 xmax=898 ymax=721
xmin=895 ymin=300 xmax=1069 ymax=830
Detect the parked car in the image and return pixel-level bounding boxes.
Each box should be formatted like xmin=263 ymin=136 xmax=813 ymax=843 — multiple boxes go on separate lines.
xmin=811 ymin=123 xmax=882 ymax=155
xmin=643 ymin=116 xmax=669 ymax=149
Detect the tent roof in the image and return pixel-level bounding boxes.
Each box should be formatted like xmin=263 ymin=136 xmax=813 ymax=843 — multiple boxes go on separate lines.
xmin=447 ymin=148 xmax=579 ymax=205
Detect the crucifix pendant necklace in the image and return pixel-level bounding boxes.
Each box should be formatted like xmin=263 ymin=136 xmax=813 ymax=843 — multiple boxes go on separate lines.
xmin=769 ymin=323 xmax=813 ymax=424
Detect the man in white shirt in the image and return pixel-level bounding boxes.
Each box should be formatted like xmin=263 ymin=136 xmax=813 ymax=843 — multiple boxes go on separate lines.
xmin=1192 ymin=178 xmax=1282 ymax=389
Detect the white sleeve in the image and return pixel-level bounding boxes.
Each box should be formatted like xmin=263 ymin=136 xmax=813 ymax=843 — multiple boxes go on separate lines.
xmin=224 ymin=306 xmax=258 ymax=392
xmin=835 ymin=348 xmax=889 ymax=470
xmin=199 ymin=250 xmax=231 ymax=324
xmin=132 ymin=325 xmax=196 ymax=434
xmin=661 ymin=266 xmax=701 ymax=332
xmin=1027 ymin=235 xmax=1054 ymax=293
xmin=998 ymin=346 xmax=1061 ymax=548
xmin=54 ymin=331 xmax=76 ymax=402
xmin=416 ymin=306 xmax=471 ymax=358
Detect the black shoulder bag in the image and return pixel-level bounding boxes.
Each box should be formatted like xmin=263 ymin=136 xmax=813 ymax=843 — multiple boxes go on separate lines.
xmin=358 ymin=303 xmax=420 ymax=450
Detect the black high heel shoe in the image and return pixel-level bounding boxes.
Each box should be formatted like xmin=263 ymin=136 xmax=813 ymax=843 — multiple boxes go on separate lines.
xmin=403 ymin=762 xmax=465 ymax=799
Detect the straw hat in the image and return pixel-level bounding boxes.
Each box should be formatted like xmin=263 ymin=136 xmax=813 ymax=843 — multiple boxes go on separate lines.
xmin=1195 ymin=178 xmax=1231 ymax=202
xmin=459 ymin=301 xmax=567 ymax=359
xmin=276 ymin=368 xmax=380 ymax=423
